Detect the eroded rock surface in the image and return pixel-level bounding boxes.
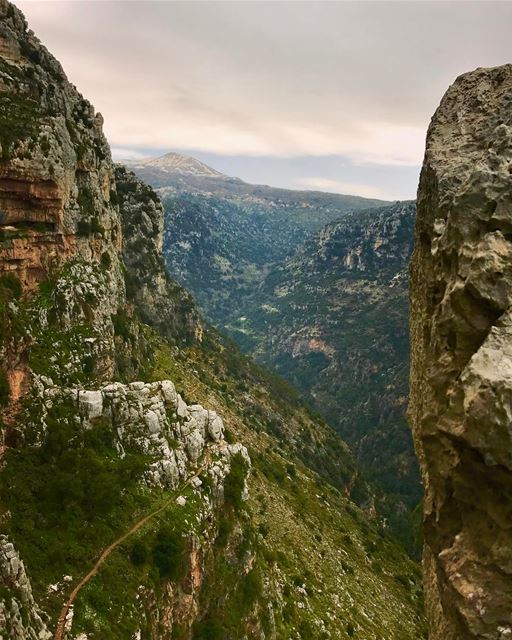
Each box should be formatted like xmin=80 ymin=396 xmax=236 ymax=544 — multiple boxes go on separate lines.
xmin=115 ymin=165 xmax=202 ymax=345
xmin=36 ymin=376 xmax=249 ymax=492
xmin=0 ymin=535 xmax=51 ymax=640
xmin=0 ymin=0 xmax=123 ymax=299
xmin=409 ymin=64 xmax=512 ymax=639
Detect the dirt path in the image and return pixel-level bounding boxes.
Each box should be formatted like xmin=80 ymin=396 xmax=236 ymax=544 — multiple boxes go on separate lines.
xmin=53 ymin=464 xmax=206 ymax=640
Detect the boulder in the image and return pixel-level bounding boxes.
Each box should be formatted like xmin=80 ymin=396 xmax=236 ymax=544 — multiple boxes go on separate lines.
xmin=78 ymin=390 xmax=103 ymax=421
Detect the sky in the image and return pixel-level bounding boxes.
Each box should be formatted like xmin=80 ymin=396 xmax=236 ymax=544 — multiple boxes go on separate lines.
xmin=15 ymin=0 xmax=512 ymax=200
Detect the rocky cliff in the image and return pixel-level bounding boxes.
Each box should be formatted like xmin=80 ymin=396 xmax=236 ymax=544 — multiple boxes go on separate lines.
xmin=0 ymin=0 xmax=123 ymax=296
xmin=0 ymin=0 xmax=126 ymax=406
xmin=0 ymin=2 xmax=427 ymax=639
xmin=0 ymin=3 xmax=249 ymax=638
xmin=115 ymin=165 xmax=202 ymax=345
xmin=409 ymin=64 xmax=512 ymax=639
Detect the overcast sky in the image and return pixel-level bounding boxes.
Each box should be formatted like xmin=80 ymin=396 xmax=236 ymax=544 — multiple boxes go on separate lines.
xmin=16 ymin=1 xmax=512 ymax=199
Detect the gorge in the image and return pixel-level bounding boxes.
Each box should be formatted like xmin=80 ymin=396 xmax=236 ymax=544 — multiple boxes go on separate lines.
xmin=0 ymin=1 xmax=510 ymax=639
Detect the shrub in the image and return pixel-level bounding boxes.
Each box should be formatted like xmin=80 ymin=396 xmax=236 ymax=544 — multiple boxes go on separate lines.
xmin=194 ymin=618 xmax=224 ymax=640
xmin=241 ymin=567 xmax=261 ymax=610
xmin=0 ymin=273 xmax=22 ymax=299
xmin=152 ymin=526 xmax=187 ymax=581
xmin=76 ymin=220 xmax=91 ymax=236
xmin=130 ymin=540 xmax=149 ymax=566
xmin=100 ymin=251 xmax=111 ymax=270
xmin=223 ymin=453 xmax=248 ymax=513
xmin=215 ymin=514 xmax=234 ymax=548
xmin=286 ymin=463 xmax=297 ymax=477
xmin=112 ymin=311 xmax=131 ymax=342
xmin=90 ymin=216 xmax=104 ymax=235
xmin=0 ymin=370 xmax=10 ymax=407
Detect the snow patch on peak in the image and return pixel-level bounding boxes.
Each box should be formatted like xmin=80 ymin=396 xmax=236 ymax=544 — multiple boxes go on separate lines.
xmin=124 ymin=152 xmax=225 ymax=179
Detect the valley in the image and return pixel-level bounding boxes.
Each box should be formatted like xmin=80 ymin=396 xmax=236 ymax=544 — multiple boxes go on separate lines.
xmin=0 ymin=2 xmax=509 ymax=639
xmin=0 ymin=3 xmax=425 ymax=639
xmin=129 ymin=157 xmax=420 ymax=550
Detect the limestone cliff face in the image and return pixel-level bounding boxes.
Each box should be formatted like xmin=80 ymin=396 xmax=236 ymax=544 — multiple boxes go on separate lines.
xmin=115 ymin=166 xmax=203 ymax=345
xmin=0 ymin=0 xmax=126 ymax=400
xmin=0 ymin=0 xmax=123 ymax=301
xmin=409 ymin=64 xmax=512 ymax=639
xmin=0 ymin=5 xmax=249 ymax=637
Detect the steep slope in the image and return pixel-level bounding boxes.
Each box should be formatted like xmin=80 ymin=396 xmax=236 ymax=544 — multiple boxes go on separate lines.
xmin=126 ymin=153 xmax=388 ymax=329
xmin=0 ymin=3 xmax=426 ymax=640
xmin=0 ymin=3 xmax=246 ymax=638
xmin=409 ymin=64 xmax=512 ymax=639
xmin=136 ymin=154 xmax=421 ymax=548
xmin=115 ymin=164 xmax=202 ymax=345
xmin=232 ymin=201 xmax=420 ymax=549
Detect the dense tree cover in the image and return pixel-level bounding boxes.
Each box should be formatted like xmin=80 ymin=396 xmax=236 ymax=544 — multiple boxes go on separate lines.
xmin=0 ymin=398 xmax=149 ymax=591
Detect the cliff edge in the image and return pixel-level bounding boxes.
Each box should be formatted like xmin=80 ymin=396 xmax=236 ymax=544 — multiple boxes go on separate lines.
xmin=409 ymin=64 xmax=512 ymax=639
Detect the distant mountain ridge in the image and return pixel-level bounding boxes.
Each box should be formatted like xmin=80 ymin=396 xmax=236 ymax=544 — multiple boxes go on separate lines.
xmin=125 ymin=151 xmax=390 ymax=208
xmin=127 ymin=152 xmax=421 ymax=549
xmin=126 ymin=152 xmax=391 ymax=331
xmin=125 ymin=152 xmax=229 ymax=179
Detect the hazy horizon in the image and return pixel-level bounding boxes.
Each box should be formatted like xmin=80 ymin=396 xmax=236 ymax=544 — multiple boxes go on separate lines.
xmin=16 ymin=0 xmax=512 ymax=200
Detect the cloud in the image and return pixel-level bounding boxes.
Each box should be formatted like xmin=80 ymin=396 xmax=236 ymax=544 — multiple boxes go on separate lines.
xmin=298 ymin=177 xmax=402 ymax=201
xmin=111 ymin=147 xmax=151 ymax=161
xmin=15 ymin=0 xmax=512 ymax=191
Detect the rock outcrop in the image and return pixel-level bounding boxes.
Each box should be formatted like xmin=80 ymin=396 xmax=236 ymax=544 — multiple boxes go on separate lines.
xmin=409 ymin=64 xmax=512 ymax=639
xmin=115 ymin=165 xmax=202 ymax=345
xmin=0 ymin=0 xmax=123 ymax=298
xmin=0 ymin=535 xmax=51 ymax=640
xmin=36 ymin=376 xmax=249 ymax=492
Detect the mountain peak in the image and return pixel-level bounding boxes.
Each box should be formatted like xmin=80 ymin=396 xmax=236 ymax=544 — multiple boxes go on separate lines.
xmin=125 ymin=152 xmax=226 ymax=179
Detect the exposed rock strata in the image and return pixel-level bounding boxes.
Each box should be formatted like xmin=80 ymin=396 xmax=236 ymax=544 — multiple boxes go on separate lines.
xmin=37 ymin=376 xmax=249 ymax=492
xmin=0 ymin=0 xmax=123 ymax=298
xmin=409 ymin=64 xmax=512 ymax=639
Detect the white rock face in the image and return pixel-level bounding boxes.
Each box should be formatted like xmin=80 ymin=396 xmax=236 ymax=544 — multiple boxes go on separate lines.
xmin=78 ymin=389 xmax=103 ymax=421
xmin=207 ymin=411 xmax=224 ymax=442
xmin=35 ymin=378 xmax=247 ymax=491
xmin=144 ymin=410 xmax=161 ymax=435
xmin=0 ymin=536 xmax=51 ymax=640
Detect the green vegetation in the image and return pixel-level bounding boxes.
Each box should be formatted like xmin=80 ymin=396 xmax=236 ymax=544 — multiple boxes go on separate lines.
xmin=145 ymin=322 xmax=426 ymax=639
xmin=0 ymin=94 xmax=42 ymax=160
xmin=0 ymin=180 xmax=426 ymax=639
xmin=152 ymin=525 xmax=187 ymax=580
xmin=159 ymin=184 xmax=421 ymax=554
xmin=0 ymin=398 xmax=149 ymax=604
xmin=224 ymin=452 xmax=248 ymax=512
xmin=0 ymin=369 xmax=10 ymax=407
xmin=0 ymin=273 xmax=22 ymax=300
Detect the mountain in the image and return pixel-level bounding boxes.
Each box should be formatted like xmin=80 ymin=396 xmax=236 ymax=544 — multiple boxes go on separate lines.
xmin=125 ymin=152 xmax=230 ymax=189
xmin=0 ymin=2 xmax=426 ymax=639
xmin=126 ymin=153 xmax=389 ymax=333
xmin=410 ymin=64 xmax=512 ymax=640
xmin=139 ymin=152 xmax=420 ymax=548
xmin=125 ymin=152 xmax=387 ymax=207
